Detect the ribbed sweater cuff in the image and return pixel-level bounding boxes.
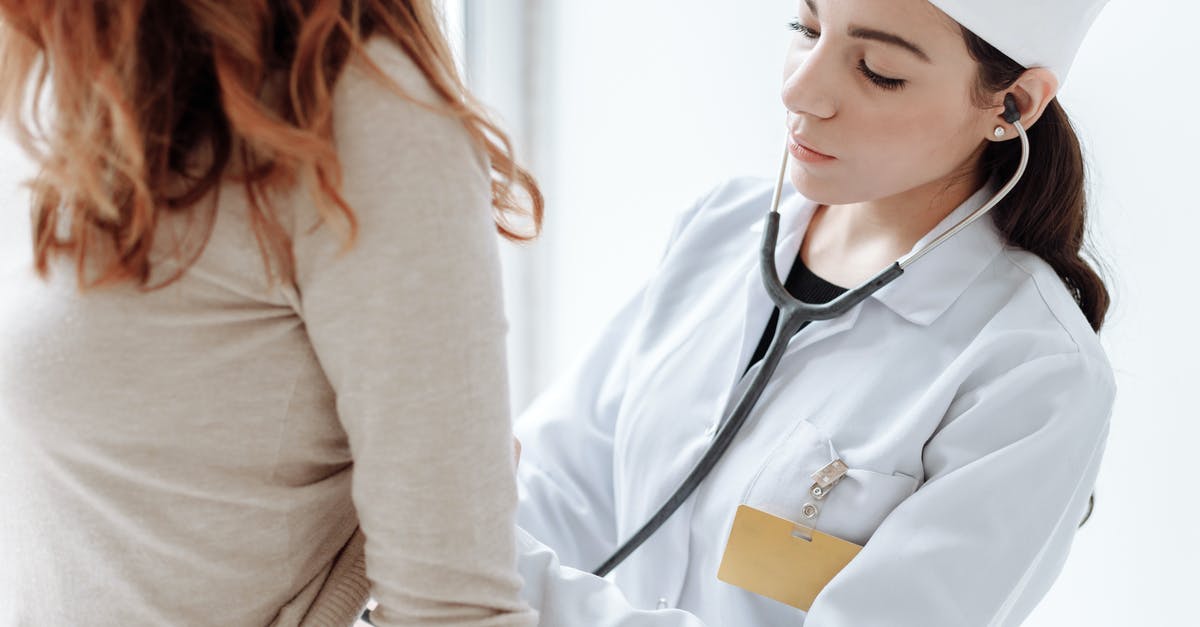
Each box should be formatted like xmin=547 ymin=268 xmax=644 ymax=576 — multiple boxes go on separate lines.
xmin=302 ymin=528 xmax=371 ymax=626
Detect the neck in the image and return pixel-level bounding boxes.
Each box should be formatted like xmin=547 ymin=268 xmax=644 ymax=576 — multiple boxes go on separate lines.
xmin=800 ymin=173 xmax=985 ymax=287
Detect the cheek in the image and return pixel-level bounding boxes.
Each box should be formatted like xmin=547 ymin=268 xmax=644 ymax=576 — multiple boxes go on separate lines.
xmin=789 ymin=102 xmax=980 ymax=203
xmin=902 ymin=107 xmax=981 ymax=160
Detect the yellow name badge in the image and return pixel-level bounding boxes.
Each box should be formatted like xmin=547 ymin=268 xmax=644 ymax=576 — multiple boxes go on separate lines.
xmin=717 ymin=504 xmax=862 ymax=611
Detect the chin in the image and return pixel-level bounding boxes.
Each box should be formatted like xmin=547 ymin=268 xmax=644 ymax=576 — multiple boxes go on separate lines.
xmin=787 ymin=166 xmax=864 ymax=205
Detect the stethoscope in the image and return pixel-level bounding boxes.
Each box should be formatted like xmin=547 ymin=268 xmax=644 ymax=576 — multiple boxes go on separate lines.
xmin=590 ymin=94 xmax=1030 ymax=578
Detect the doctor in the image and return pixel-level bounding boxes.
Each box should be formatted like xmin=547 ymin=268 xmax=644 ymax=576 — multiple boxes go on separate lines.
xmin=512 ymin=0 xmax=1114 ymax=625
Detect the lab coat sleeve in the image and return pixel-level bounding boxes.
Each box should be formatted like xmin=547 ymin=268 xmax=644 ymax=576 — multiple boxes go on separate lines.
xmin=514 ymin=289 xmax=642 ymax=571
xmin=515 ymin=188 xmax=712 ymax=572
xmin=804 ymin=350 xmax=1115 ymax=627
xmin=516 ymin=526 xmax=711 ymax=627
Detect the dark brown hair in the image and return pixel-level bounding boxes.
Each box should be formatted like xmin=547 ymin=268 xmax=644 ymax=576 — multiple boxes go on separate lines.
xmin=0 ymin=0 xmax=543 ymax=289
xmin=961 ymin=28 xmax=1110 ymax=332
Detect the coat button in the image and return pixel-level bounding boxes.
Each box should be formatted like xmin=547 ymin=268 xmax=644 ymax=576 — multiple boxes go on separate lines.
xmin=657 ymin=597 xmax=669 ymax=609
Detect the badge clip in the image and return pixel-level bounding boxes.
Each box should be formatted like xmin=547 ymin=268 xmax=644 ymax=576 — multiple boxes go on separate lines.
xmin=809 ymin=458 xmax=848 ymax=500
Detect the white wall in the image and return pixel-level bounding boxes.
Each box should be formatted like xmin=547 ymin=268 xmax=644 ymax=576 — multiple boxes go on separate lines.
xmin=476 ymin=0 xmax=1197 ymax=624
xmin=475 ymin=0 xmax=800 ymax=408
xmin=1029 ymin=1 xmax=1199 ymax=623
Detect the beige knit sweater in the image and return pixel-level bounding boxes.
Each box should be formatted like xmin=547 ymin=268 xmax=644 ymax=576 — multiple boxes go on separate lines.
xmin=0 ymin=37 xmax=537 ymax=627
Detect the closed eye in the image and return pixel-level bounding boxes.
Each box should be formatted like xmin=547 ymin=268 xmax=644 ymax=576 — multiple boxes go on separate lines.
xmin=857 ymin=60 xmax=907 ymax=91
xmin=787 ymin=18 xmax=819 ymax=40
xmin=787 ymin=18 xmax=909 ymax=92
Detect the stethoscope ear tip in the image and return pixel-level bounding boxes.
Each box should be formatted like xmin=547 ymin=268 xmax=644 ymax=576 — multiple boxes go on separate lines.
xmin=1002 ymin=93 xmax=1022 ymax=125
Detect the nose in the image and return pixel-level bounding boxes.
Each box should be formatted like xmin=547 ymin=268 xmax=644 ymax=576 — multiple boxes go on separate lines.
xmin=781 ymin=45 xmax=837 ymax=121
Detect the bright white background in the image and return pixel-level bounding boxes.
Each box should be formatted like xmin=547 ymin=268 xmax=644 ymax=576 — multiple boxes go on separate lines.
xmin=461 ymin=1 xmax=1198 ymax=625
xmin=1 ymin=1 xmax=1194 ymax=625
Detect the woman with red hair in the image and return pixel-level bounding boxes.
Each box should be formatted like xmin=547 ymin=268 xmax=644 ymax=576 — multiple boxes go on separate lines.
xmin=0 ymin=1 xmax=540 ymax=625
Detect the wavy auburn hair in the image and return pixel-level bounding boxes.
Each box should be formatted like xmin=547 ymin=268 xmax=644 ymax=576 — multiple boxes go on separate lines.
xmin=0 ymin=0 xmax=543 ymax=288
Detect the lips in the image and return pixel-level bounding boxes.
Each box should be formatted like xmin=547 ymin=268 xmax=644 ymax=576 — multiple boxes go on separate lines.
xmin=789 ymin=135 xmax=834 ymax=159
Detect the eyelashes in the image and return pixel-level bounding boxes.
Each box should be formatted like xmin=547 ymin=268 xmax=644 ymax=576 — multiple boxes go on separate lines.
xmin=856 ymin=60 xmax=907 ymax=91
xmin=787 ymin=18 xmax=817 ymax=39
xmin=786 ymin=18 xmax=909 ymax=91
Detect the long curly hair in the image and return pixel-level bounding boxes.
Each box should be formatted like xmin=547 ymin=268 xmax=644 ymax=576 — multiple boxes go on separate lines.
xmin=0 ymin=0 xmax=543 ymax=288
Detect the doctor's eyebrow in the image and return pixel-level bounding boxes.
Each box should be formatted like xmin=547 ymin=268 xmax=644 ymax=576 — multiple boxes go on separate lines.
xmin=804 ymin=0 xmax=934 ymax=63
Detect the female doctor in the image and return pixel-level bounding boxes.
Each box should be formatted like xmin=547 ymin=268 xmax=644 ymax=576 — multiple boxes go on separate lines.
xmin=510 ymin=0 xmax=1116 ymax=625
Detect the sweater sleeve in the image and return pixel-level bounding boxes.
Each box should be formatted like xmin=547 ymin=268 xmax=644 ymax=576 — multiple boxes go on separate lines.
xmin=290 ymin=38 xmax=536 ymax=627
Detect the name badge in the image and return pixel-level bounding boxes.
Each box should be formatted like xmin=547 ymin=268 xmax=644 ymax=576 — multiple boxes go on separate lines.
xmin=716 ymin=504 xmax=862 ymax=611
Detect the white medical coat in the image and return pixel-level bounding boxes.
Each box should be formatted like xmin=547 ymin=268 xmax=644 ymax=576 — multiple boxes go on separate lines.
xmin=513 ymin=177 xmax=1115 ymax=626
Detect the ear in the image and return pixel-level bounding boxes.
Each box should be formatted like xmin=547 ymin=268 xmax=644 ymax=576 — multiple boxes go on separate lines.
xmin=986 ymin=67 xmax=1059 ymax=142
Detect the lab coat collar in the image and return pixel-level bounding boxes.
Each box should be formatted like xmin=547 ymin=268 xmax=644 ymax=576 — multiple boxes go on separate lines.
xmin=750 ymin=180 xmax=1006 ymax=328
xmin=871 ymin=181 xmax=1006 ymax=326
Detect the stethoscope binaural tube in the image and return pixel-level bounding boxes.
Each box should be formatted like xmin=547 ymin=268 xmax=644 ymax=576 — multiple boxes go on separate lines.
xmin=590 ymin=95 xmax=1030 ymax=579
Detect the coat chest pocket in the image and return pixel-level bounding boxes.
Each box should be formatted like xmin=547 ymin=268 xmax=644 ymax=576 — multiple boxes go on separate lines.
xmin=742 ymin=419 xmax=919 ymax=546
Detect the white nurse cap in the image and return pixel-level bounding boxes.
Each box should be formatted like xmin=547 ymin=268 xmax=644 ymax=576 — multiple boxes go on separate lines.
xmin=927 ymin=0 xmax=1110 ymax=86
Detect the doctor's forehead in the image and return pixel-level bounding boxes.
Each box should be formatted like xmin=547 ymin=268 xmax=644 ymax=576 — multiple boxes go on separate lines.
xmin=800 ymin=0 xmax=966 ymax=61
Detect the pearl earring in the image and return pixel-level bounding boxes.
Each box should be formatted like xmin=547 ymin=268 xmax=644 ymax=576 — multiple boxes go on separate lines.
xmin=993 ymin=126 xmax=1007 ymax=138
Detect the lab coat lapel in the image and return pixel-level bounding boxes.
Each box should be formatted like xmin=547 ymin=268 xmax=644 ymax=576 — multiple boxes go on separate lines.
xmin=730 ymin=194 xmax=817 ymax=380
xmin=617 ymin=194 xmax=821 ymax=608
xmin=728 ymin=193 xmax=869 ymax=385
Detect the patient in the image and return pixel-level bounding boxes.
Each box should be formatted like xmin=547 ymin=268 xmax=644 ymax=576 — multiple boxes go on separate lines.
xmin=0 ymin=1 xmax=541 ymax=625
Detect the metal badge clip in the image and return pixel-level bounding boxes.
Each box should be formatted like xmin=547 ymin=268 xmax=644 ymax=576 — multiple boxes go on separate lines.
xmin=809 ymin=459 xmax=848 ymax=500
